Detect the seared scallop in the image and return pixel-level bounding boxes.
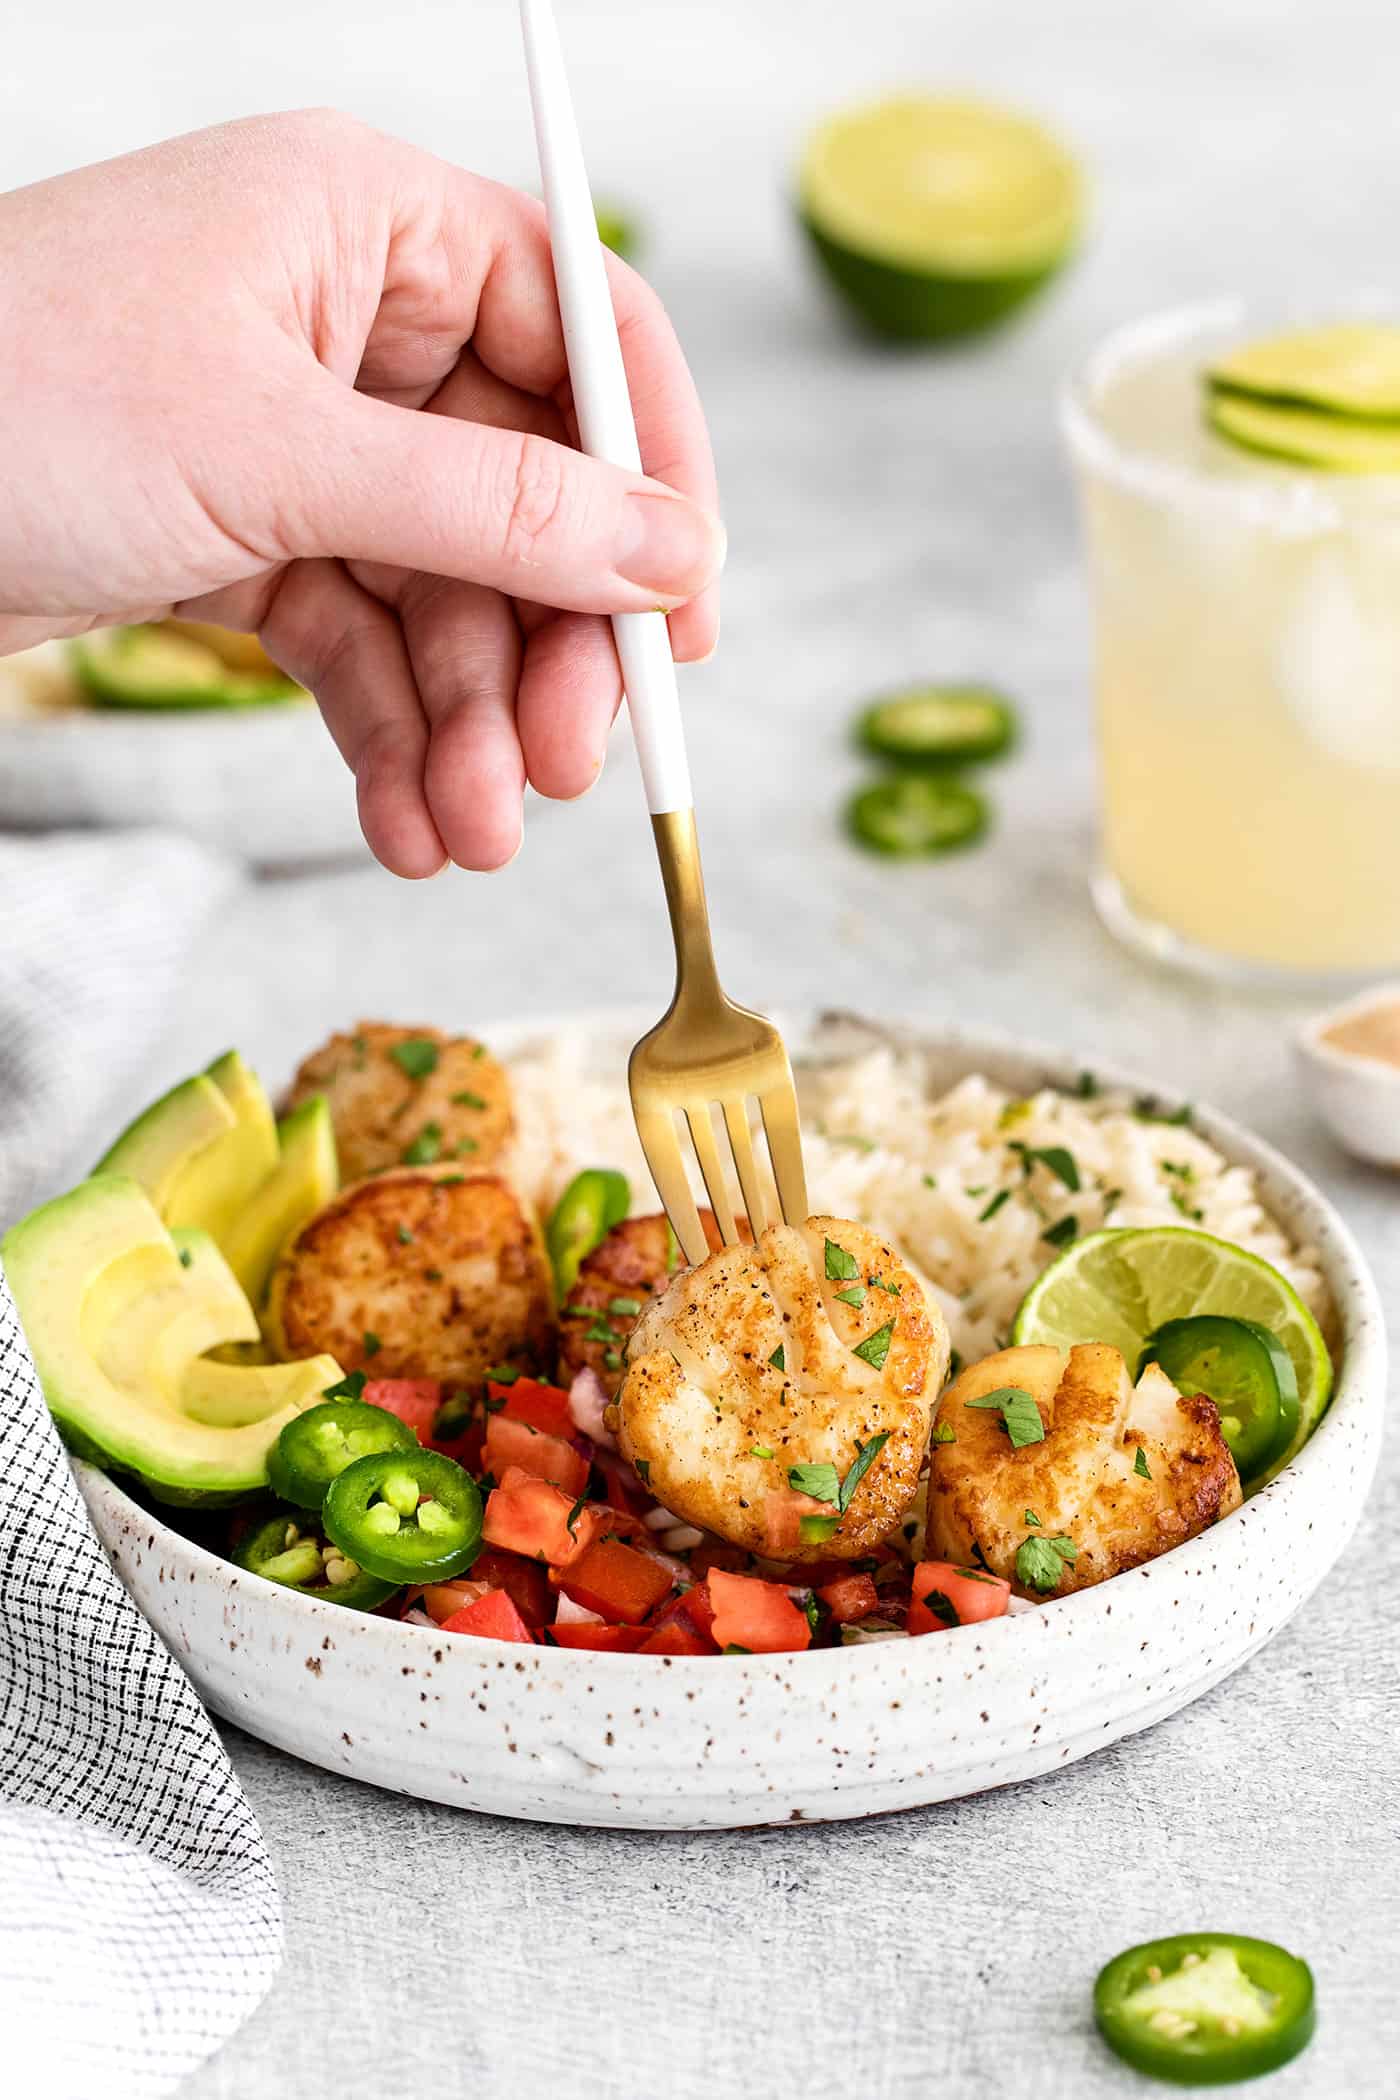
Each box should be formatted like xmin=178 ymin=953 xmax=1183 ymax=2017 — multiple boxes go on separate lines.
xmin=558 ymin=1210 xmax=728 ymax=1396
xmin=286 ymin=1022 xmax=512 ymax=1183
xmin=266 ymin=1167 xmax=554 ymax=1385
xmin=926 ymin=1342 xmax=1242 ymax=1596
xmin=608 ymin=1215 xmax=948 ymax=1562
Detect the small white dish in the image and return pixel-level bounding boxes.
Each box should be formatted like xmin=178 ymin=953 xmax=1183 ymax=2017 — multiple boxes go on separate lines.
xmin=74 ymin=1014 xmax=1385 ymax=1830
xmin=1297 ymin=983 xmax=1400 ymax=1168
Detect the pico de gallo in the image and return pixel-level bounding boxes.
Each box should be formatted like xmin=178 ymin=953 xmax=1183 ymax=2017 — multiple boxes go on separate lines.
xmin=212 ymin=1368 xmax=1012 ymax=1655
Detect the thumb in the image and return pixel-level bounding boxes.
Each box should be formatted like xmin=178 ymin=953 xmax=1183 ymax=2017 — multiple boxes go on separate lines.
xmin=284 ymin=386 xmax=726 ymax=614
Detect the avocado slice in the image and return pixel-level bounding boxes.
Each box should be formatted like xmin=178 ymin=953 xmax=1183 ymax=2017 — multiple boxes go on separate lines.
xmin=2 ymin=1176 xmax=340 ymax=1495
xmin=97 ymin=1050 xmax=279 ymax=1249
xmin=71 ymin=625 xmax=303 ymax=709
xmin=222 ymin=1094 xmax=339 ymax=1307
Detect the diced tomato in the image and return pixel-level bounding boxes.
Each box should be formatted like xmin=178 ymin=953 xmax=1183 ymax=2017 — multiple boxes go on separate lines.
xmin=556 ymin=1537 xmax=675 ymax=1625
xmin=638 ymin=1618 xmax=716 ymax=1656
xmin=466 ymin=1546 xmax=553 ymax=1631
xmin=817 ymin=1573 xmax=881 ymax=1625
xmin=762 ymin=1486 xmax=837 ymax=1558
xmin=907 ymin=1560 xmax=1011 ymax=1636
xmin=707 ymin=1569 xmax=812 ymax=1654
xmin=364 ymin=1378 xmax=443 ymax=1442
xmin=493 ymin=1377 xmax=575 ymax=1439
xmin=482 ymin=1470 xmax=606 ymax=1568
xmin=547 ymin=1622 xmax=648 ymax=1653
xmin=484 ymin=1413 xmax=589 ymax=1497
xmin=649 ymin=1583 xmax=717 ymax=1642
xmin=440 ymin=1589 xmax=535 ymax=1645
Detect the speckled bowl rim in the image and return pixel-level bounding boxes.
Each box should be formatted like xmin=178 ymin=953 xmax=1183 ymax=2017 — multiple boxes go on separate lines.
xmin=78 ymin=1009 xmax=1386 ymax=1692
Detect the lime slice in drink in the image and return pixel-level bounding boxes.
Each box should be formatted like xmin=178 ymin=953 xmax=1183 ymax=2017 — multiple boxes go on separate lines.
xmin=797 ymin=96 xmax=1082 ymax=341
xmin=1012 ymin=1226 xmax=1332 ymax=1475
xmin=1207 ymin=393 xmax=1400 ymax=473
xmin=1207 ymin=323 xmax=1400 ymax=418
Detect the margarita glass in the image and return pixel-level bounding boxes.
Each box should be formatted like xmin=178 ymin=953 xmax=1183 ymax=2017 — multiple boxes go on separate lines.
xmin=1063 ymin=300 xmax=1400 ymax=983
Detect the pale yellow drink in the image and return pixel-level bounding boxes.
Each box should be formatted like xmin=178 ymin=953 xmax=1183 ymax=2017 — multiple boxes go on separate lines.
xmin=1064 ymin=303 xmax=1400 ymax=979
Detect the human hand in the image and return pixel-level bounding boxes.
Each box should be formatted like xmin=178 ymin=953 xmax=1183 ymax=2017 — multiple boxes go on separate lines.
xmin=0 ymin=110 xmax=724 ymax=873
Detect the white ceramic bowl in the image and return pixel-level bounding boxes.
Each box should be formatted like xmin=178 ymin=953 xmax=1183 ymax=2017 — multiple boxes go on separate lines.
xmin=76 ymin=1017 xmax=1385 ymax=1829
xmin=1297 ymin=983 xmax=1400 ymax=1169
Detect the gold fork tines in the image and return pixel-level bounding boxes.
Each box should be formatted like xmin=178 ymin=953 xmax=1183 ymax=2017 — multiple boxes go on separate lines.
xmin=629 ymin=811 xmax=809 ymax=1267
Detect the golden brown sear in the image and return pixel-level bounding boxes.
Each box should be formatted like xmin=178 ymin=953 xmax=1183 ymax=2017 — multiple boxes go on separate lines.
xmin=265 ymin=1167 xmax=554 ymax=1385
xmin=286 ymin=1022 xmax=512 ymax=1184
xmin=926 ymin=1342 xmax=1242 ymax=1596
xmin=557 ymin=1210 xmax=728 ymax=1396
xmin=609 ymin=1215 xmax=948 ymax=1562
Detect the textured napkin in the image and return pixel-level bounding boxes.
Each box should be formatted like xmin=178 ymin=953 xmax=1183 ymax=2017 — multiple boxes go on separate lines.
xmin=0 ymin=830 xmax=284 ymax=2098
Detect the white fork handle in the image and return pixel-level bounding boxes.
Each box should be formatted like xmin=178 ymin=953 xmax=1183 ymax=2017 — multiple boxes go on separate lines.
xmin=519 ymin=0 xmax=694 ymax=816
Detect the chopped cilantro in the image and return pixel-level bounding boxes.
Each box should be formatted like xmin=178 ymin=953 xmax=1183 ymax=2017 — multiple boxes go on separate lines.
xmin=1134 ymin=1095 xmax=1193 ymax=1128
xmin=750 ymin=1443 xmax=775 ymax=1460
xmin=970 ymin=1541 xmax=993 ymax=1573
xmin=824 ymin=1237 xmax=860 ymax=1281
xmin=1024 ymin=1508 xmax=1042 ymax=1527
xmin=390 ymin=1037 xmax=439 ymax=1080
xmin=424 ymin=1268 xmax=443 ymax=1282
xmin=1100 ymin=1186 xmax=1124 ymax=1214
xmin=634 ymin=1459 xmax=651 ymax=1485
xmin=1015 ymin=1531 xmax=1078 ymax=1593
xmin=485 ymin=1364 xmax=519 ymax=1385
xmin=839 ymin=1432 xmax=889 ymax=1511
xmin=953 ymin=1567 xmax=998 ymax=1585
xmin=930 ymin=1420 xmax=956 ymax=1446
xmin=452 ymin=1138 xmax=479 ymax=1157
xmin=177 ymin=1247 xmax=193 ymax=1268
xmin=322 ymin=1369 xmax=368 ymax=1401
xmin=978 ymin=1189 xmax=1011 ymax=1223
xmin=565 ymin=1494 xmax=588 ymax=1537
xmin=1169 ymin=1190 xmax=1204 ymax=1222
xmin=768 ymin=1344 xmax=786 ymax=1372
xmin=608 ymin=1296 xmax=643 ymax=1317
xmin=836 ymin=1284 xmax=867 ymax=1308
xmin=396 ymin=1224 xmax=414 ymax=1246
xmin=964 ymin=1385 xmax=1045 ymax=1449
xmin=1041 ymin=1214 xmax=1079 ymax=1248
xmin=871 ymin=1277 xmax=902 ymax=1296
xmin=1134 ymin=1446 xmax=1152 ymax=1480
xmin=603 ymin=1348 xmax=622 ymax=1371
xmin=998 ymin=1099 xmax=1033 ymax=1130
xmin=451 ymin=1089 xmax=487 ymax=1110
xmin=921 ymin=1588 xmax=960 ymax=1628
xmin=832 ymin=1132 xmax=877 ymax=1153
xmin=1010 ymin=1141 xmax=1080 ymax=1192
xmin=723 ymin=1644 xmax=753 ymax=1655
xmin=922 ymin=1172 xmax=938 ymax=1190
xmin=437 ymin=1174 xmax=465 ymax=1188
xmin=470 ymin=1043 xmax=486 ymax=1060
xmin=852 ymin=1321 xmax=894 ymax=1371
xmin=401 ymin=1122 xmax=442 ymax=1166
xmin=1075 ymin=1071 xmax=1100 ymax=1099
xmin=788 ymin=1460 xmax=841 ymax=1505
xmin=802 ymin=1594 xmax=822 ymax=1637
xmin=362 ymin=1332 xmax=382 ymax=1359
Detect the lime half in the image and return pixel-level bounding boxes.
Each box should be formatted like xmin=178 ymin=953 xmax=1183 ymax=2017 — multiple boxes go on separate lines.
xmin=1207 ymin=322 xmax=1400 ymax=419
xmin=1012 ymin=1226 xmax=1332 ymax=1475
xmin=798 ymin=96 xmax=1082 ymax=341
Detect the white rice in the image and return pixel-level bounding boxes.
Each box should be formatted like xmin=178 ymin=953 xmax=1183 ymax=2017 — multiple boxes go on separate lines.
xmin=506 ymin=1034 xmax=1328 ymax=1366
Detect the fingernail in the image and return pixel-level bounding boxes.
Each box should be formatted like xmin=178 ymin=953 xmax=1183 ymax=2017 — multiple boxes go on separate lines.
xmin=616 ymin=491 xmax=726 ymax=597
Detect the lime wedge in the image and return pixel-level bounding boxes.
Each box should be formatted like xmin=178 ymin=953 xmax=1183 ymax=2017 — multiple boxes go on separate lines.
xmin=1012 ymin=1226 xmax=1332 ymax=1476
xmin=1208 ymin=323 xmax=1400 ymax=419
xmin=1207 ymin=392 xmax=1400 ymax=474
xmin=797 ymin=96 xmax=1082 ymax=341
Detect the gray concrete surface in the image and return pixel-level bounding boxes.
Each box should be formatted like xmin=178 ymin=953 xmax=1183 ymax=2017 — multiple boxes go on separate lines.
xmin=5 ymin=3 xmax=1396 ymax=2094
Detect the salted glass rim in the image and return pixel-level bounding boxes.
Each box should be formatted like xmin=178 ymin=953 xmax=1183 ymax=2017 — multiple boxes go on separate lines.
xmin=1059 ymin=294 xmax=1400 ymax=532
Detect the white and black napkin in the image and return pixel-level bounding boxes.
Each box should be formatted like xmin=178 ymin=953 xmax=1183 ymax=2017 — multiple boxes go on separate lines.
xmin=0 ymin=829 xmax=283 ymax=2099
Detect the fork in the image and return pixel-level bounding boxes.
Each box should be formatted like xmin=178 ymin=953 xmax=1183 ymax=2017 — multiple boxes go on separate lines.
xmin=520 ymin=0 xmax=808 ymax=1266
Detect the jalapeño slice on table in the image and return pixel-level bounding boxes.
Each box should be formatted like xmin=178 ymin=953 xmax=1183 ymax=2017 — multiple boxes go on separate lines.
xmin=1094 ymin=1933 xmax=1315 ymax=2084
xmin=233 ymin=1512 xmax=398 ymax=1611
xmin=267 ymin=1396 xmax=419 ymax=1511
xmin=1138 ymin=1315 xmax=1299 ymax=1484
xmin=846 ymin=774 xmax=988 ymax=857
xmin=322 ymin=1448 xmax=484 ymax=1585
xmin=856 ymin=684 xmax=1018 ymax=767
xmin=544 ymin=1167 xmax=630 ymax=1301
